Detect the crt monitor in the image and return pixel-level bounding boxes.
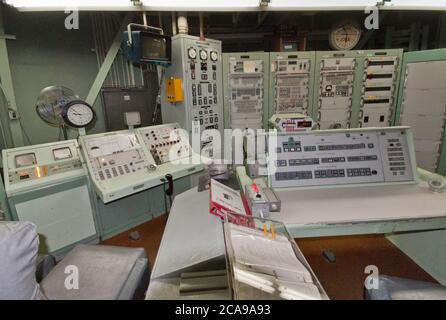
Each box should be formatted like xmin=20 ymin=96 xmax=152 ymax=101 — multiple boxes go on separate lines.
xmin=123 ymin=31 xmax=172 ymax=65
xmin=141 ymin=33 xmax=168 ymax=61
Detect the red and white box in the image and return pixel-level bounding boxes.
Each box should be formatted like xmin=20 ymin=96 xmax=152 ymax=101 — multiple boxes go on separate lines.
xmin=209 ymin=179 xmax=251 ymax=220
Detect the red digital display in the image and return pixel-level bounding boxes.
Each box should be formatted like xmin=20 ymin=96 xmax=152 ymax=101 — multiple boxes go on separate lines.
xmin=298 ymin=121 xmax=313 ymax=128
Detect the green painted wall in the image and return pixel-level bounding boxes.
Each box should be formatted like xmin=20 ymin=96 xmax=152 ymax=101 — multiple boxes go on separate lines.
xmin=0 ymin=87 xmax=11 ymax=151
xmin=0 ymin=173 xmax=10 ymax=220
xmin=4 ymin=9 xmax=106 ymax=145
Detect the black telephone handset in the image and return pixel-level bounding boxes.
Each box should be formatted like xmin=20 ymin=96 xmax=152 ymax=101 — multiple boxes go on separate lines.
xmin=165 ymin=174 xmax=174 ymax=196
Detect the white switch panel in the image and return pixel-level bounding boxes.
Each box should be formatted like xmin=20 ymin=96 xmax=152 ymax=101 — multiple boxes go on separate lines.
xmin=137 ymin=123 xmax=191 ymax=165
xmin=268 ymin=127 xmax=416 ymax=189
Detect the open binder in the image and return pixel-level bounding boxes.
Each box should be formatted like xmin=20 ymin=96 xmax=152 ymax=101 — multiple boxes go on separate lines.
xmin=222 ymin=213 xmax=329 ymax=300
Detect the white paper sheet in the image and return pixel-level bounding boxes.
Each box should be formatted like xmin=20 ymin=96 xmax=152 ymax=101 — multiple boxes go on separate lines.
xmin=229 ymin=224 xmax=321 ymax=300
xmin=229 ymin=224 xmax=312 ymax=283
xmin=277 ymin=280 xmax=321 ymax=300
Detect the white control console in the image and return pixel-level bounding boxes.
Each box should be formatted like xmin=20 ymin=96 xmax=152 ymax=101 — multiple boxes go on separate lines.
xmin=80 ymin=123 xmax=203 ymax=203
xmin=82 ymin=132 xmax=155 ymax=182
xmin=268 ymin=126 xmax=417 ymax=189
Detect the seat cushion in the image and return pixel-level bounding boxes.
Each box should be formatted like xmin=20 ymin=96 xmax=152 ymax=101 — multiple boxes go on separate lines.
xmin=40 ymin=244 xmax=147 ymax=300
xmin=0 ymin=221 xmax=46 ymax=300
xmin=366 ymin=275 xmax=446 ymax=300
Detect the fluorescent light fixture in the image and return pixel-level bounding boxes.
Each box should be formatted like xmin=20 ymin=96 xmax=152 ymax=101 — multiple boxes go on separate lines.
xmin=5 ymin=0 xmax=260 ymax=10
xmin=5 ymin=0 xmax=135 ymax=10
xmin=382 ymin=0 xmax=446 ymax=10
xmin=268 ymin=0 xmax=446 ymax=10
xmin=5 ymin=0 xmax=446 ymax=11
xmin=140 ymin=0 xmax=260 ymax=9
xmin=5 ymin=0 xmax=260 ymax=11
xmin=268 ymin=0 xmax=378 ymax=10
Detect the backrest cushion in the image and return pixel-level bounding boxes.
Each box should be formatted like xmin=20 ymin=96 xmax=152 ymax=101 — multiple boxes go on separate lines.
xmin=0 ymin=221 xmax=46 ymax=300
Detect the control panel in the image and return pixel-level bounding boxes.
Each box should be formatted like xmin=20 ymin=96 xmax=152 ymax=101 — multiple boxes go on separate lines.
xmin=136 ymin=123 xmax=191 ymax=165
xmin=2 ymin=140 xmax=84 ymax=194
xmin=360 ymin=56 xmax=399 ymax=127
xmin=244 ymin=178 xmax=281 ymax=218
xmin=161 ymin=34 xmax=223 ymax=159
xmin=79 ymin=131 xmax=157 ymax=203
xmin=223 ymin=52 xmax=269 ymax=130
xmin=270 ymin=52 xmax=314 ymax=116
xmin=2 ymin=142 xmax=98 ymax=254
xmin=228 ymin=59 xmax=264 ymax=129
xmin=186 ymin=45 xmax=220 ymax=131
xmin=269 ymin=113 xmax=314 ymax=133
xmin=79 ymin=126 xmax=203 ymax=203
xmin=81 ymin=132 xmax=154 ymax=183
xmin=313 ymin=50 xmax=403 ymax=130
xmin=316 ymin=57 xmax=356 ymax=129
xmin=267 ymin=127 xmax=416 ymax=189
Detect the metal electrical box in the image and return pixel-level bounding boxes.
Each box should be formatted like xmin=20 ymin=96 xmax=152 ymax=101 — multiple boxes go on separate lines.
xmin=313 ymin=50 xmax=403 ymax=130
xmin=2 ymin=140 xmax=99 ymax=255
xmin=395 ymin=49 xmax=446 ymax=174
xmin=268 ymin=51 xmax=316 ymax=120
xmin=166 ymin=78 xmax=184 ymax=103
xmin=223 ymin=52 xmax=269 ymax=130
xmin=161 ymin=34 xmax=223 ymax=158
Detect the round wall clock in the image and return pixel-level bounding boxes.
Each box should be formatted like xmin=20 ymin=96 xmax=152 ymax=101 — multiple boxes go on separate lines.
xmin=62 ymin=100 xmax=96 ymax=128
xmin=329 ymin=19 xmax=362 ymax=50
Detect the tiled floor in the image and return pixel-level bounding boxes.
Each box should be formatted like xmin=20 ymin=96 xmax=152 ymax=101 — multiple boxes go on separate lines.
xmin=102 ymin=217 xmax=437 ymax=300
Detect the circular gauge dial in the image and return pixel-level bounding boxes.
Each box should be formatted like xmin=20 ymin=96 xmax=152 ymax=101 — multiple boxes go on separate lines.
xmin=188 ymin=48 xmax=197 ymax=59
xmin=210 ymin=51 xmax=218 ymax=62
xmin=329 ymin=20 xmax=362 ymax=50
xmin=200 ymin=50 xmax=208 ymax=60
xmin=62 ymin=100 xmax=95 ymax=128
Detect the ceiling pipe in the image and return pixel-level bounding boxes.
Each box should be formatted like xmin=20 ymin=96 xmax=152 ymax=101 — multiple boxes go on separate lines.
xmin=171 ymin=12 xmax=177 ymax=35
xmin=177 ymin=13 xmax=188 ymax=35
xmin=199 ymin=13 xmax=205 ymax=40
xmin=158 ymin=12 xmax=162 ymax=28
xmin=142 ymin=11 xmax=148 ymax=26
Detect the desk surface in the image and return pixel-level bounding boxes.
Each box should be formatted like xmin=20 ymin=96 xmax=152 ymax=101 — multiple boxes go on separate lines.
xmin=149 ymin=181 xmax=446 ymax=253
xmin=146 ymin=180 xmax=446 ymax=299
xmin=146 ymin=187 xmax=228 ymax=300
xmin=150 ymin=187 xmax=225 ymax=280
xmin=273 ymin=181 xmax=446 ymax=226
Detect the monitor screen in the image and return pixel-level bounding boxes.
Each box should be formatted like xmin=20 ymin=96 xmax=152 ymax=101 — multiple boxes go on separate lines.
xmin=141 ymin=35 xmax=168 ymax=61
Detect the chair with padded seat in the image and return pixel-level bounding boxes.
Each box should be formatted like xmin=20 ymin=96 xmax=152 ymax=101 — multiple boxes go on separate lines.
xmin=0 ymin=220 xmax=150 ymax=300
xmin=365 ymin=275 xmax=446 ymax=300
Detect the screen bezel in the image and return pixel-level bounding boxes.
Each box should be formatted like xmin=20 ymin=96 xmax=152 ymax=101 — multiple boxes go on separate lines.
xmin=53 ymin=147 xmax=73 ymax=161
xmin=139 ymin=31 xmax=172 ymax=64
xmin=15 ymin=153 xmax=37 ymax=168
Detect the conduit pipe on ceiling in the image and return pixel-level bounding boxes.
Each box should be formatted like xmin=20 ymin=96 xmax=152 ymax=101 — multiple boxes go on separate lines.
xmin=199 ymin=13 xmax=204 ymax=40
xmin=177 ymin=13 xmax=188 ymax=34
xmin=171 ymin=12 xmax=177 ymax=35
